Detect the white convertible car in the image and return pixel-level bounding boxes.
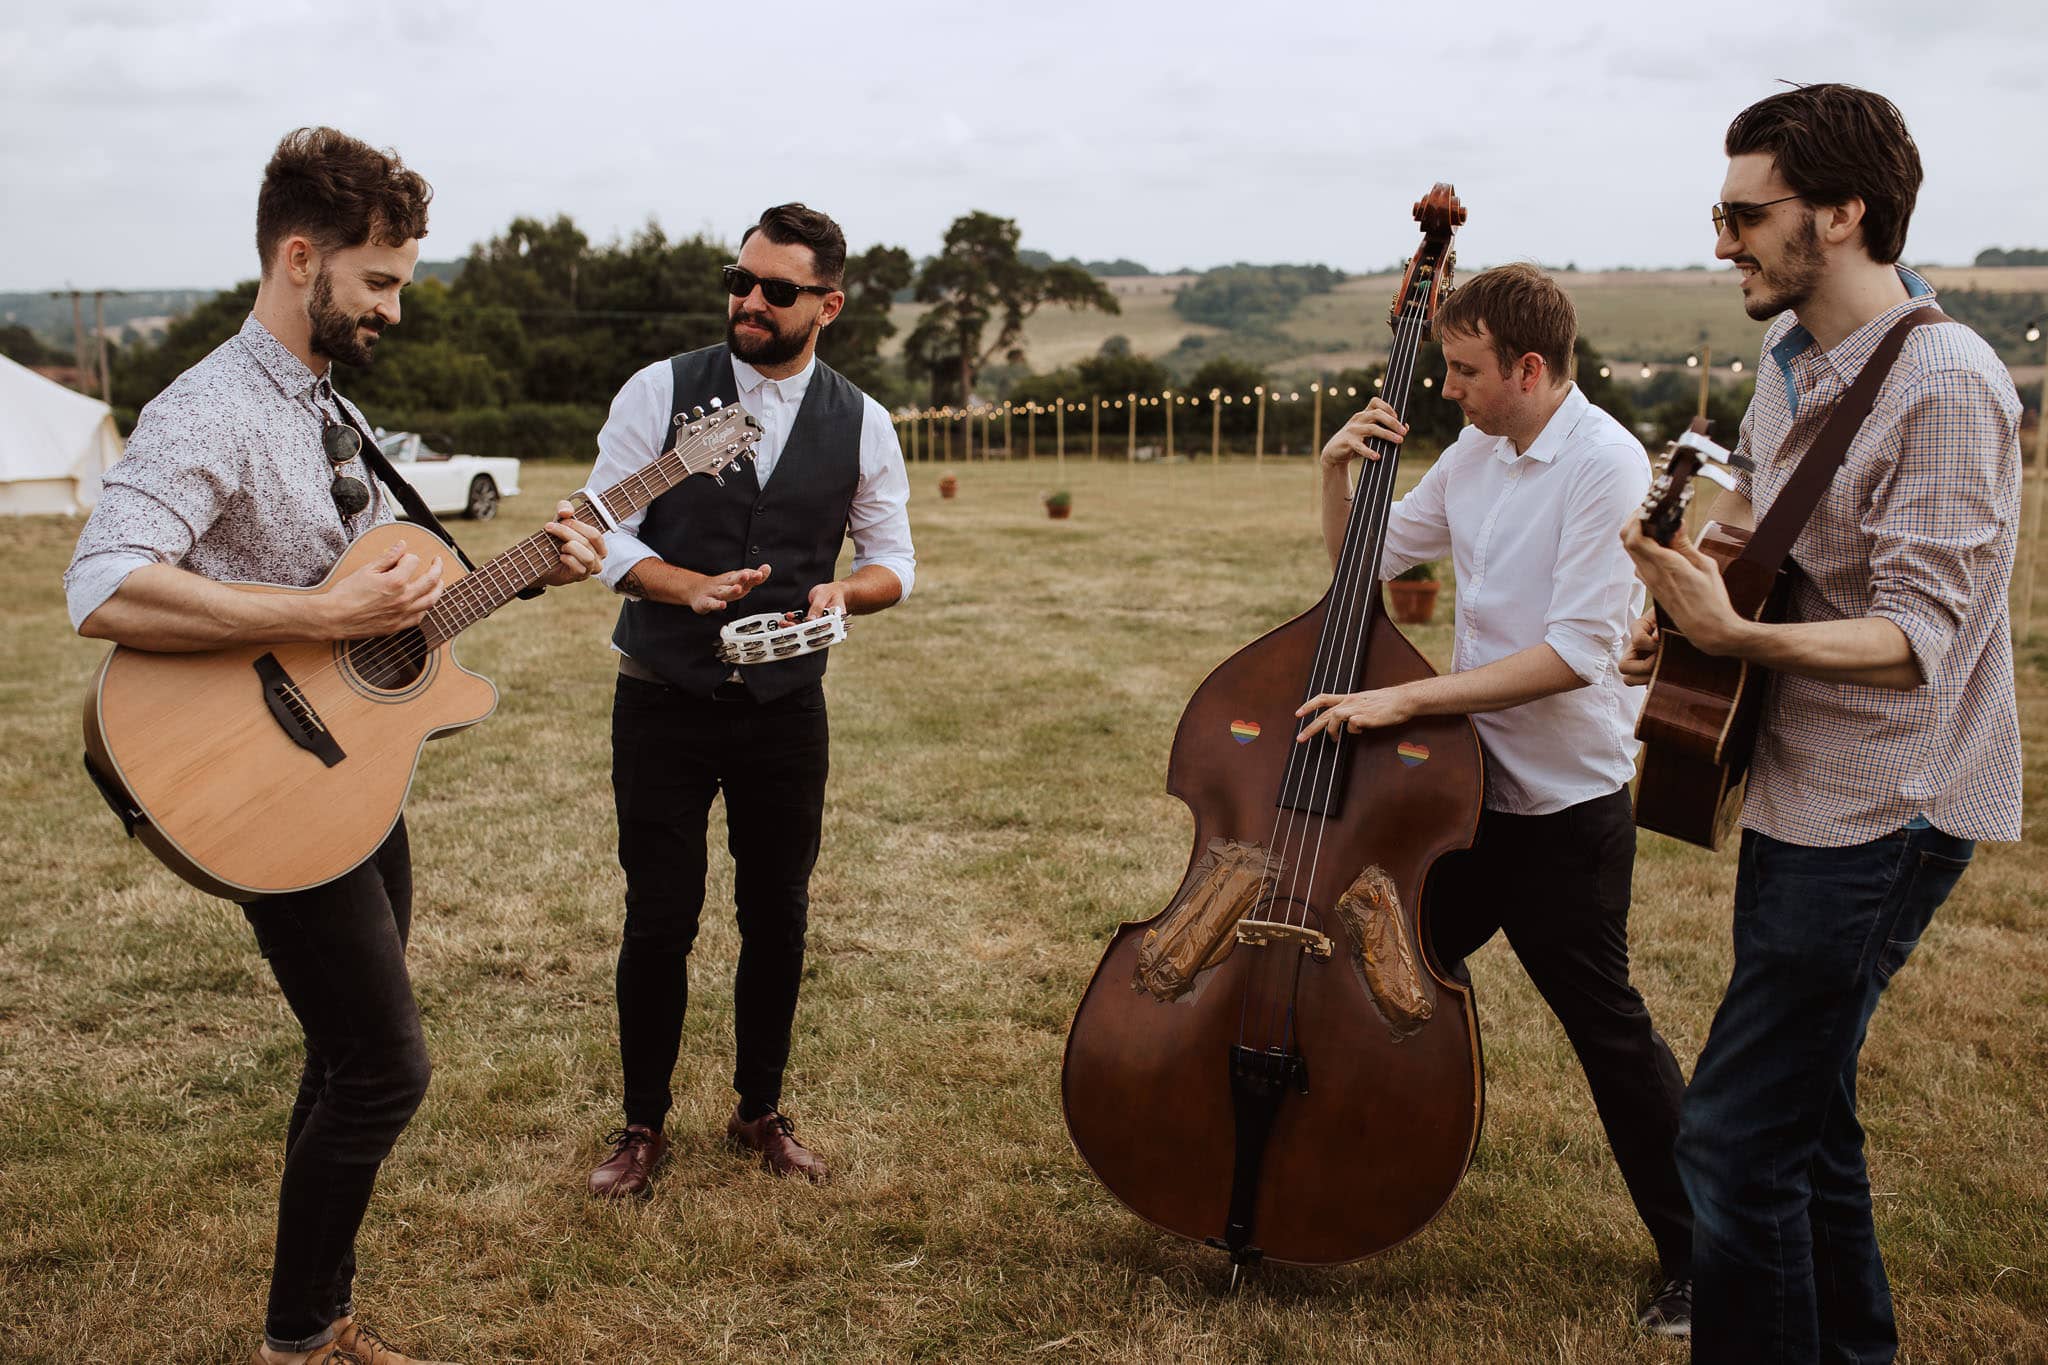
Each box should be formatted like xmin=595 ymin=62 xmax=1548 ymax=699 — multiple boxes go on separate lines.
xmin=375 ymin=431 xmax=522 ymax=520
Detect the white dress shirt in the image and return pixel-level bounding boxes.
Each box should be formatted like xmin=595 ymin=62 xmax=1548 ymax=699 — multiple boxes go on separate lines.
xmin=590 ymin=352 xmax=916 ymax=598
xmin=1377 ymin=384 xmax=1650 ymax=815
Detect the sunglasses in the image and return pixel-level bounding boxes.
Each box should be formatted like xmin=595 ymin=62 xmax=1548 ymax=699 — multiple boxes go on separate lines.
xmin=1711 ymin=194 xmax=1805 ymax=235
xmin=320 ymin=417 xmax=372 ymax=519
xmin=722 ymin=264 xmax=835 ymax=309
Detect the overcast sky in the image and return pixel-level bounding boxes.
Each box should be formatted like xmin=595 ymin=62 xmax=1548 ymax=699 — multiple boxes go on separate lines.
xmin=4 ymin=0 xmax=2043 ymax=292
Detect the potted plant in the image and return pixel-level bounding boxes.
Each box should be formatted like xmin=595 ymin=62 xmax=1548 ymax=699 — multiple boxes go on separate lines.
xmin=1386 ymin=560 xmax=1440 ymax=623
xmin=1043 ymin=489 xmax=1072 ymax=520
xmin=938 ymin=473 xmax=958 ymax=499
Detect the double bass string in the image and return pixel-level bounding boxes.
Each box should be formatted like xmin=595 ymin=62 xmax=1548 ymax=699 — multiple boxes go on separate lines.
xmin=1242 ymin=293 xmax=1430 ymax=1046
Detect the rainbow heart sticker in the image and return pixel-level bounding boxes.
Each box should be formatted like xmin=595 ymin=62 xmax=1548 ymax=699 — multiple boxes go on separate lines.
xmin=1230 ymin=720 xmax=1261 ymax=745
xmin=1396 ymin=741 xmax=1430 ymax=766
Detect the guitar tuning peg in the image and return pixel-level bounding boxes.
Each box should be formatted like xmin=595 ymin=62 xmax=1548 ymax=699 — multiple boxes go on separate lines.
xmin=709 ymin=397 xmax=724 ymax=409
xmin=691 ymin=405 xmax=706 ymax=420
xmin=712 ymin=473 xmax=725 ymax=486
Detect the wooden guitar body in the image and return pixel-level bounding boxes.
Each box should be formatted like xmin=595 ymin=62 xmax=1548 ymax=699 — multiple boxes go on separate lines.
xmin=1062 ymin=600 xmax=1485 ymax=1264
xmin=1633 ymin=521 xmax=1788 ymax=850
xmin=84 ymin=522 xmax=497 ymax=901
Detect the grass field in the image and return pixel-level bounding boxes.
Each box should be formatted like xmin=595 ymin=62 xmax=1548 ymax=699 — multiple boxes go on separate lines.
xmin=3 ymin=460 xmax=2044 ymax=1363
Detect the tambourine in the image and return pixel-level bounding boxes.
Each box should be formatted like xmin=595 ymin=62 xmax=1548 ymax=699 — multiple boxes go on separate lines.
xmin=715 ymin=608 xmax=848 ymax=665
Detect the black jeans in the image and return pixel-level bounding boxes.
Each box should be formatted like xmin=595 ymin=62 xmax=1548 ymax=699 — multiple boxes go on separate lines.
xmin=612 ymin=674 xmax=830 ymax=1130
xmin=1424 ymin=786 xmax=1693 ymax=1279
xmin=239 ymin=821 xmax=430 ymax=1353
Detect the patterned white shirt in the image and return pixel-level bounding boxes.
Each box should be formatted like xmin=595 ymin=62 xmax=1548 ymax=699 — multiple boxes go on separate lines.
xmin=1731 ymin=270 xmax=2023 ymax=845
xmin=1379 ymin=383 xmax=1652 ymax=816
xmin=65 ymin=314 xmax=391 ymax=629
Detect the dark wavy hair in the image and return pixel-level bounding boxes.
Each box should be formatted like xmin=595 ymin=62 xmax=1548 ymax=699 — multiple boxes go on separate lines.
xmin=1433 ymin=263 xmax=1577 ymax=381
xmin=255 ymin=127 xmax=432 ymax=273
xmin=742 ymin=203 xmax=847 ymax=287
xmin=1725 ymin=84 xmax=1922 ymax=264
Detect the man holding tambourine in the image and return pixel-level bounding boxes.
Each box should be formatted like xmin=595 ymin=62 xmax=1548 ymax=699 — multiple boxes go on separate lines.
xmin=581 ymin=203 xmax=915 ymax=1197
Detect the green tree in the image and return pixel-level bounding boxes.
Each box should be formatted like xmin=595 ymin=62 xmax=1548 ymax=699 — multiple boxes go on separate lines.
xmin=904 ymin=211 xmax=1119 ymax=406
xmin=0 ymin=324 xmax=63 ymax=368
xmin=816 ymin=244 xmax=913 ymax=396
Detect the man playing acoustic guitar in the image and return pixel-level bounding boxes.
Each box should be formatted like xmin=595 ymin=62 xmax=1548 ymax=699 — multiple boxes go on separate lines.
xmin=65 ymin=128 xmax=605 ymax=1365
xmin=1306 ymin=263 xmax=1693 ymax=1337
xmin=1621 ymin=84 xmax=2022 ymax=1363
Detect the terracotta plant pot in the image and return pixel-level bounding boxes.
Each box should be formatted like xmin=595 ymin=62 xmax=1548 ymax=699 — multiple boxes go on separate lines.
xmin=938 ymin=476 xmax=957 ymax=499
xmin=1385 ymin=579 xmax=1439 ymax=624
xmin=1046 ymin=503 xmax=1071 ymax=520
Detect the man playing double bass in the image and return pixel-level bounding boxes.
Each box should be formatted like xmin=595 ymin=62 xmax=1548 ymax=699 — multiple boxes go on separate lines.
xmin=1622 ymin=83 xmax=2022 ymax=1363
xmin=1307 ymin=263 xmax=1694 ymax=1336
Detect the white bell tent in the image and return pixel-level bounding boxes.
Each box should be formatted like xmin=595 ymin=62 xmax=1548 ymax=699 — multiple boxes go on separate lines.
xmin=0 ymin=353 xmax=123 ymax=515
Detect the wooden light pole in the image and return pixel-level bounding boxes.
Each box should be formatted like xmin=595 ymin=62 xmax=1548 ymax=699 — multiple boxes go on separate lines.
xmin=1254 ymin=385 xmax=1267 ymax=465
xmin=1126 ymin=395 xmax=1137 ymax=462
xmin=1210 ymin=389 xmax=1222 ymax=464
xmin=1091 ymin=398 xmax=1100 ymax=461
xmin=1163 ymin=391 xmax=1175 ymax=461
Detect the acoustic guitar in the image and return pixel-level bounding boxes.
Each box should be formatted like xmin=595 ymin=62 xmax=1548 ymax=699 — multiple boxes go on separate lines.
xmin=82 ymin=403 xmax=760 ymax=901
xmin=1631 ymin=417 xmax=1786 ymax=850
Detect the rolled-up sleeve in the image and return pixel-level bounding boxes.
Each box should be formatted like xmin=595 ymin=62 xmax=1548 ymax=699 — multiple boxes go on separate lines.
xmin=848 ymin=397 xmax=916 ymax=599
xmin=589 ymin=362 xmax=670 ymax=593
xmin=1863 ymin=368 xmax=2017 ymax=683
xmin=1376 ymin=447 xmax=1454 ymax=581
xmin=63 ymin=399 xmax=235 ymax=630
xmin=1544 ymin=445 xmax=1652 ymax=686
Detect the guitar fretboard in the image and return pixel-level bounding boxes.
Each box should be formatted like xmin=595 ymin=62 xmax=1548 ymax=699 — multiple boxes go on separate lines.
xmin=418 ymin=414 xmax=753 ymax=647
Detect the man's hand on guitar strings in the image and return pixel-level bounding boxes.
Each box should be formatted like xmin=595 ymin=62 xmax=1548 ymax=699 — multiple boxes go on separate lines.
xmin=538 ymin=502 xmax=607 ymax=586
xmin=326 ymin=537 xmax=445 ymax=636
xmin=1621 ymin=519 xmax=1744 ymax=656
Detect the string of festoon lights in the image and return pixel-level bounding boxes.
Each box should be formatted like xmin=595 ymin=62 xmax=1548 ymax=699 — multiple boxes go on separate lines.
xmin=890 ymin=344 xmax=1756 ymax=468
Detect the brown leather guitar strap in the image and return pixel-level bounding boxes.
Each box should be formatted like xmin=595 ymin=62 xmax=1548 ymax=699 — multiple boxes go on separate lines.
xmin=1738 ymin=306 xmax=1948 ymax=571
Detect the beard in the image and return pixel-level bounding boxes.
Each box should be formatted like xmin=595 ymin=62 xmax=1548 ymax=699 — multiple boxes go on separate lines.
xmin=1738 ymin=215 xmax=1826 ymax=322
xmin=727 ymin=307 xmax=814 ymax=368
xmin=307 ymin=267 xmax=385 ymax=368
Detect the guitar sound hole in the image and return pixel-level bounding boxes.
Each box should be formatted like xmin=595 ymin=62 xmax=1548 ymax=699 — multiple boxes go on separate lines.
xmin=348 ymin=629 xmax=429 ymax=691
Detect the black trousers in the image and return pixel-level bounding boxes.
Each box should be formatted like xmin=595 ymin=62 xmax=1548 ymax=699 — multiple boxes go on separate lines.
xmin=240 ymin=821 xmax=430 ymax=1352
xmin=611 ymin=674 xmax=830 ymax=1131
xmin=1425 ymin=786 xmax=1693 ymax=1279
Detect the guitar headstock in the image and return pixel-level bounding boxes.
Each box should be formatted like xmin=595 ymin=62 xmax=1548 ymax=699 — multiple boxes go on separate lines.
xmin=1639 ymin=416 xmax=1741 ymax=546
xmin=1388 ymin=183 xmax=1467 ymax=333
xmin=670 ymin=400 xmax=763 ymax=485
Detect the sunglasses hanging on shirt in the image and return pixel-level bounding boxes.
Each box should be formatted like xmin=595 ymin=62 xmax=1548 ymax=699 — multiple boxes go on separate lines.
xmin=320 ymin=416 xmax=372 ymax=518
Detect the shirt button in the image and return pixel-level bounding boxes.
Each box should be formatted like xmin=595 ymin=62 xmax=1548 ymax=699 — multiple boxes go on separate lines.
xmin=749 ymin=545 xmax=761 ymax=557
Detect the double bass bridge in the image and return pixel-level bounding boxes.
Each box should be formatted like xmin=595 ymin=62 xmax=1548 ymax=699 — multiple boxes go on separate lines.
xmin=1234 ymin=918 xmax=1332 ymax=959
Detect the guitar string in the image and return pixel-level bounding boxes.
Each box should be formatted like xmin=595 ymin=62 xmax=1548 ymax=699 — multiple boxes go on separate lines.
xmin=257 ymin=422 xmax=748 ymax=692
xmin=117 ymin=421 xmax=749 ymax=746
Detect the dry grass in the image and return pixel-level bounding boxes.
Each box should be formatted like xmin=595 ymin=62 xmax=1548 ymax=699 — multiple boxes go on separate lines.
xmin=2 ymin=459 xmax=2043 ymax=1363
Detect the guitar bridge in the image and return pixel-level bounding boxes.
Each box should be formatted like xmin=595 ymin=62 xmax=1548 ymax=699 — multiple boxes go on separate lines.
xmin=1234 ymin=918 xmax=1333 ymax=959
xmin=254 ymin=653 xmax=346 ymax=768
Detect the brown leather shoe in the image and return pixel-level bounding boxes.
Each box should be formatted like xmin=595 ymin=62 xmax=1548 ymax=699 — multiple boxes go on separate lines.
xmin=726 ymin=1106 xmax=828 ymax=1182
xmin=588 ymin=1123 xmax=668 ymax=1199
xmin=251 ymin=1345 xmax=364 ymax=1364
xmin=331 ymin=1317 xmax=458 ymax=1364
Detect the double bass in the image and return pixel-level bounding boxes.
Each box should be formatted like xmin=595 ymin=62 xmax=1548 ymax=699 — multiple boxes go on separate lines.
xmin=1061 ymin=186 xmax=1486 ymax=1275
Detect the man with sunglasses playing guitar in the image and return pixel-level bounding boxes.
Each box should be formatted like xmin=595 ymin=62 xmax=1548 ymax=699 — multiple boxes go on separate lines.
xmin=583 ymin=203 xmax=914 ymax=1197
xmin=64 ymin=128 xmax=605 ymax=1365
xmin=1621 ymin=84 xmax=2022 ymax=1363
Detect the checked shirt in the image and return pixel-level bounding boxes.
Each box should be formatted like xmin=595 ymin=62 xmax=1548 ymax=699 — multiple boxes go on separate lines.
xmin=1731 ymin=269 xmax=2023 ymax=845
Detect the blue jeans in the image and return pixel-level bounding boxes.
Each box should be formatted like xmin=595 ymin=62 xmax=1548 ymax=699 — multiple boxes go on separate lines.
xmin=1678 ymin=825 xmax=1973 ymax=1364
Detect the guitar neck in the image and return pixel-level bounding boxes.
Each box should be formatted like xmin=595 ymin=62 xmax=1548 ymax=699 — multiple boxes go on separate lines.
xmin=417 ymin=434 xmax=727 ymax=647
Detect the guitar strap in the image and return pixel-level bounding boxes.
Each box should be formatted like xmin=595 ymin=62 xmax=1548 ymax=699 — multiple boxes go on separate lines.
xmin=1738 ymin=306 xmax=1949 ymax=572
xmin=332 ymin=405 xmax=544 ymax=600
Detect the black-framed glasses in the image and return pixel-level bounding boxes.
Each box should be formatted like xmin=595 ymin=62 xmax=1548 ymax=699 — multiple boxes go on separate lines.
xmin=320 ymin=417 xmax=371 ymax=518
xmin=722 ymin=264 xmax=835 ymax=309
xmin=1711 ymin=194 xmax=1806 ymax=235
